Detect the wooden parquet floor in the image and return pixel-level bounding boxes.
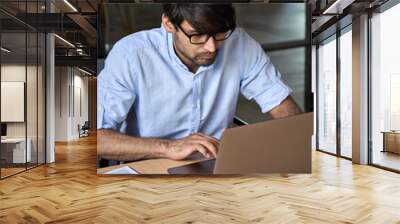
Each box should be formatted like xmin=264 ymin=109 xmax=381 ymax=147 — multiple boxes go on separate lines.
xmin=1 ymin=134 xmax=400 ymax=224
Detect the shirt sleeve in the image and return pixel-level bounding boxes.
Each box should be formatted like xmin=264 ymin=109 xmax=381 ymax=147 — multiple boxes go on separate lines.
xmin=97 ymin=43 xmax=137 ymax=130
xmin=239 ymin=31 xmax=292 ymax=113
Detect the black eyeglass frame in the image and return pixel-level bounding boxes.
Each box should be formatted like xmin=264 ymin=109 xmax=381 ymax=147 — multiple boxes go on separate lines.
xmin=176 ymin=24 xmax=236 ymax=45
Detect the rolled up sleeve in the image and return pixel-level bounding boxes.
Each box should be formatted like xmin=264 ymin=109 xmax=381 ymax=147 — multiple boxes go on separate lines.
xmin=97 ymin=44 xmax=136 ymax=130
xmin=240 ymin=32 xmax=292 ymax=113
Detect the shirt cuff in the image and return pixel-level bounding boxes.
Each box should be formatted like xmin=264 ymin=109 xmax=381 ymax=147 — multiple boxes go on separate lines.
xmin=254 ymin=83 xmax=292 ymax=114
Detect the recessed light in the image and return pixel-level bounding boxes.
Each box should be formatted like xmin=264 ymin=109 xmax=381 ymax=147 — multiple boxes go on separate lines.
xmin=78 ymin=67 xmax=93 ymax=76
xmin=63 ymin=0 xmax=78 ymax=12
xmin=54 ymin=34 xmax=75 ymax=48
xmin=1 ymin=47 xmax=11 ymax=53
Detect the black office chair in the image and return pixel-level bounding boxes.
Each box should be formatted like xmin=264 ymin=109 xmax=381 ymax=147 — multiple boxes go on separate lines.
xmin=78 ymin=121 xmax=90 ymax=138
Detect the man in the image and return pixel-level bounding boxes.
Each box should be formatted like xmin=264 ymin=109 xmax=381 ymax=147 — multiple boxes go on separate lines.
xmin=97 ymin=4 xmax=301 ymax=162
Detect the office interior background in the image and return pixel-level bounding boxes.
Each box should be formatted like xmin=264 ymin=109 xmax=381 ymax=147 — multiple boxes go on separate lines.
xmin=1 ymin=0 xmax=399 ymax=177
xmin=0 ymin=0 xmax=97 ymax=178
xmin=0 ymin=0 xmax=400 ymax=222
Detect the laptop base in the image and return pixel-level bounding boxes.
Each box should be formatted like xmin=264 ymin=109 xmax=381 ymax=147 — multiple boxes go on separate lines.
xmin=167 ymin=159 xmax=215 ymax=174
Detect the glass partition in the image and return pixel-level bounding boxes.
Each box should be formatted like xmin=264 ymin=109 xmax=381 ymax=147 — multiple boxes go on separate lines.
xmin=38 ymin=32 xmax=45 ymax=165
xmin=0 ymin=1 xmax=46 ymax=179
xmin=1 ymin=30 xmax=28 ymax=177
xmin=27 ymin=30 xmax=38 ymax=169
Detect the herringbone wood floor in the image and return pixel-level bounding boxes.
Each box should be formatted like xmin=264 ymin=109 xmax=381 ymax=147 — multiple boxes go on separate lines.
xmin=1 ymin=134 xmax=400 ymax=223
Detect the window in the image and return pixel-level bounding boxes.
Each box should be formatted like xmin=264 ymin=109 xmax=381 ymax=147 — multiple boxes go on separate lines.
xmin=339 ymin=29 xmax=352 ymax=158
xmin=317 ymin=36 xmax=337 ymax=154
xmin=370 ymin=2 xmax=400 ymax=171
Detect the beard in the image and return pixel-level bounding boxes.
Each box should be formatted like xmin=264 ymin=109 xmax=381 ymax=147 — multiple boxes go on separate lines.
xmin=193 ymin=52 xmax=218 ymax=66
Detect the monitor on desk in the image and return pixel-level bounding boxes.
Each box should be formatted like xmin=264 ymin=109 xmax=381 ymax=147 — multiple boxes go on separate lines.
xmin=1 ymin=123 xmax=7 ymax=138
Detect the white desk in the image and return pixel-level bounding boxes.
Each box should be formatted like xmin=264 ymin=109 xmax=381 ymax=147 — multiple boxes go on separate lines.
xmin=1 ymin=138 xmax=32 ymax=163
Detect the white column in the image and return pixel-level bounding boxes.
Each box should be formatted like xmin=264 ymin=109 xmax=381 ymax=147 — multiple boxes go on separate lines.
xmin=352 ymin=14 xmax=369 ymax=164
xmin=46 ymin=1 xmax=55 ymax=163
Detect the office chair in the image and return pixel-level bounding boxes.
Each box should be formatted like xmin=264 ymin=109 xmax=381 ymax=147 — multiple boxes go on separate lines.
xmin=78 ymin=121 xmax=90 ymax=138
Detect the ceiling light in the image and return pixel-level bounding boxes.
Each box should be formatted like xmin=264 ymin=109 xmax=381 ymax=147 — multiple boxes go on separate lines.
xmin=63 ymin=0 xmax=78 ymax=12
xmin=54 ymin=34 xmax=75 ymax=48
xmin=322 ymin=0 xmax=354 ymax=15
xmin=78 ymin=67 xmax=93 ymax=76
xmin=1 ymin=47 xmax=11 ymax=53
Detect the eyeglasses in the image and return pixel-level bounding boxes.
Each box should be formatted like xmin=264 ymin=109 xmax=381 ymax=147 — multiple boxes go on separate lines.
xmin=177 ymin=24 xmax=235 ymax=45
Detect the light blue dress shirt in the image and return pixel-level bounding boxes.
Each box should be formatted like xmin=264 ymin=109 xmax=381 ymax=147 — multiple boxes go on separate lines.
xmin=97 ymin=26 xmax=292 ymax=140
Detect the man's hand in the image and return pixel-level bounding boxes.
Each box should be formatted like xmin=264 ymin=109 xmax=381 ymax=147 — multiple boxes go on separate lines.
xmin=164 ymin=133 xmax=220 ymax=160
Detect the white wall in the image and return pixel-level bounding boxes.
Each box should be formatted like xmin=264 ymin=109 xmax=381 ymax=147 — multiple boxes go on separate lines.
xmin=55 ymin=67 xmax=69 ymax=141
xmin=55 ymin=67 xmax=89 ymax=141
xmin=1 ymin=65 xmax=26 ymax=135
xmin=72 ymin=72 xmax=89 ymax=138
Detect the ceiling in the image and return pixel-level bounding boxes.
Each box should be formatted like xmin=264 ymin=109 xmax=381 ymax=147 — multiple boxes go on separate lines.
xmin=0 ymin=0 xmax=101 ymax=72
xmin=0 ymin=0 xmax=392 ymax=74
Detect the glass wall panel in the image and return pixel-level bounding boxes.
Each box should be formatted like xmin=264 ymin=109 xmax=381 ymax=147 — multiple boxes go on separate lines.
xmin=371 ymin=3 xmax=400 ymax=171
xmin=339 ymin=29 xmax=352 ymax=158
xmin=0 ymin=1 xmax=46 ymax=179
xmin=26 ymin=0 xmax=39 ymax=169
xmin=1 ymin=30 xmax=28 ymax=177
xmin=27 ymin=30 xmax=38 ymax=169
xmin=317 ymin=37 xmax=337 ymax=154
xmin=38 ymin=32 xmax=45 ymax=165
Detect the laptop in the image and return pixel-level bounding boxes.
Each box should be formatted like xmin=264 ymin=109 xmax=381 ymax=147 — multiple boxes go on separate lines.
xmin=168 ymin=112 xmax=313 ymax=174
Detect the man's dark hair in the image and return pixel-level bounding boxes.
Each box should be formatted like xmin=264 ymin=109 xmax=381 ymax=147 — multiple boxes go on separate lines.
xmin=162 ymin=3 xmax=236 ymax=34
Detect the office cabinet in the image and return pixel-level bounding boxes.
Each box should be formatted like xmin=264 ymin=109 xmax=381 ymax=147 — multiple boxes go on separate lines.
xmin=382 ymin=131 xmax=400 ymax=154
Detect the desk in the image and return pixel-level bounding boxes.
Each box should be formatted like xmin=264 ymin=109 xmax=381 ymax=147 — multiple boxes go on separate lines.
xmin=1 ymin=138 xmax=32 ymax=163
xmin=381 ymin=131 xmax=400 ymax=154
xmin=97 ymin=153 xmax=210 ymax=174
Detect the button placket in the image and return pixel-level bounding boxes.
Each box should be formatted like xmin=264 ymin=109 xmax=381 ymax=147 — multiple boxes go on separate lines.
xmin=190 ymin=76 xmax=198 ymax=134
xmin=194 ymin=75 xmax=202 ymax=132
